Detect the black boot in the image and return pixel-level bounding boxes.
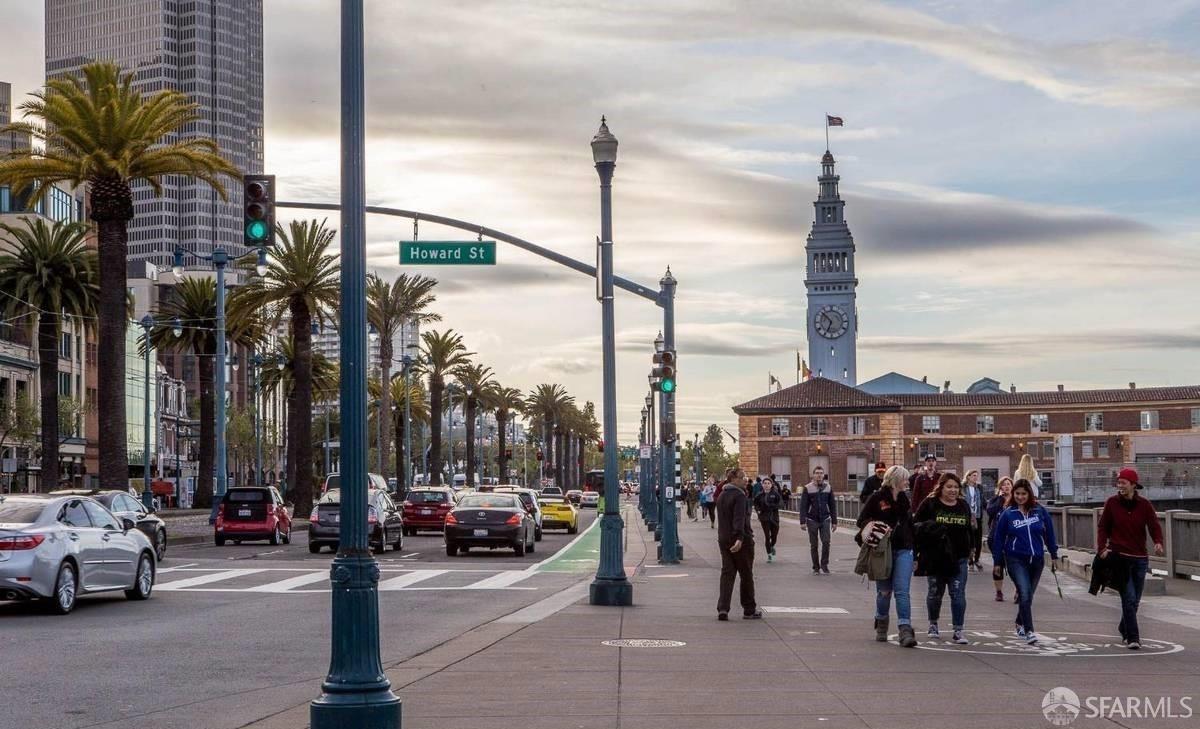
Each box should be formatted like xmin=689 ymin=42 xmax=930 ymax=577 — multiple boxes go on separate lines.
xmin=898 ymin=624 xmax=918 ymax=648
xmin=874 ymin=617 xmax=889 ymax=642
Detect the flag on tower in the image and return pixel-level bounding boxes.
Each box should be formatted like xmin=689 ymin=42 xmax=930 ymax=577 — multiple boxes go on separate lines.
xmin=768 ymin=373 xmax=782 ymax=392
xmin=801 ymin=359 xmax=812 ymax=381
xmin=826 ymin=115 xmax=844 ymax=127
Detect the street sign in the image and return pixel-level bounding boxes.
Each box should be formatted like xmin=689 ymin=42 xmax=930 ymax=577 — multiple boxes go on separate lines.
xmin=400 ymin=241 xmax=496 ymax=265
xmin=640 ymin=446 xmax=651 ymax=459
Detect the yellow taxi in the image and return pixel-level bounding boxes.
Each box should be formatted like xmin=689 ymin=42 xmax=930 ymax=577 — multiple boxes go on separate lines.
xmin=536 ymin=493 xmax=579 ymax=534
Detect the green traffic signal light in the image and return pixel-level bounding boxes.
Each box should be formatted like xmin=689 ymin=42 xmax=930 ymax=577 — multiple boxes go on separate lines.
xmin=661 ymin=378 xmax=676 ymax=393
xmin=246 ymin=219 xmax=269 ymax=241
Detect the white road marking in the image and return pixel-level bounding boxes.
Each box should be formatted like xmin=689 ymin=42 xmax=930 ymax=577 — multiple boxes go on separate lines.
xmin=399 ymin=552 xmax=420 ymax=558
xmin=378 ymin=570 xmax=448 ymax=590
xmin=496 ymin=580 xmax=589 ymax=624
xmin=157 ymin=569 xmax=268 ymax=590
xmin=156 ymin=563 xmax=198 ymax=573
xmin=761 ymin=606 xmax=850 ymax=614
xmin=247 ymin=571 xmax=330 ymax=593
xmin=464 ymin=571 xmax=531 ymax=590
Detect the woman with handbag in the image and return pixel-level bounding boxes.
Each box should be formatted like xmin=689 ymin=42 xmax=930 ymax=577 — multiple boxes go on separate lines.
xmin=856 ymin=465 xmax=917 ymax=647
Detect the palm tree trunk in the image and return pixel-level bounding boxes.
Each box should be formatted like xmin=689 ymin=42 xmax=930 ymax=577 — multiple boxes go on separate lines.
xmin=429 ymin=374 xmax=443 ymax=485
xmin=578 ymin=439 xmax=587 ymax=488
xmin=285 ymin=387 xmax=298 ymax=496
xmin=554 ymin=427 xmax=564 ymax=488
xmin=393 ymin=408 xmax=404 ymax=497
xmin=37 ymin=312 xmax=60 ymax=491
xmin=290 ymin=300 xmax=316 ymax=516
xmin=95 ymin=216 xmax=129 ymax=489
xmin=379 ymin=338 xmax=392 ymax=477
xmin=497 ymin=411 xmax=508 ymax=483
xmin=465 ymin=395 xmax=477 ymax=488
xmin=195 ymin=351 xmax=215 ymax=508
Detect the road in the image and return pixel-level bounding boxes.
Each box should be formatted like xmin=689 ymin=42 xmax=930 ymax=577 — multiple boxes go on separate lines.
xmin=0 ymin=509 xmax=600 ymax=729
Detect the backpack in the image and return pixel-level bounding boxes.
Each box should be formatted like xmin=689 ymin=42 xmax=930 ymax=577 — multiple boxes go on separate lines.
xmin=854 ymin=526 xmax=893 ymax=581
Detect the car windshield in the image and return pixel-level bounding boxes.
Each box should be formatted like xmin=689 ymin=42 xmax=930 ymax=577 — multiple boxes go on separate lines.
xmin=458 ymin=495 xmax=519 ymax=509
xmin=541 ymin=488 xmax=562 ymax=495
xmin=225 ymin=489 xmax=267 ymax=503
xmin=0 ymin=501 xmax=45 ymax=524
xmin=408 ymin=491 xmax=448 ymax=504
xmin=319 ymin=490 xmax=341 ymax=504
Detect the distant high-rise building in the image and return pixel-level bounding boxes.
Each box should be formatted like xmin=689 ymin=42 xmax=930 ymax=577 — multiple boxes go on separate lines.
xmin=45 ymin=0 xmax=264 ymax=268
xmin=0 ymin=81 xmax=31 ymax=156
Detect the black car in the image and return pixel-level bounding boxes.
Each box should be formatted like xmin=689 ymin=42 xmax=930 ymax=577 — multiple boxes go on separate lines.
xmin=444 ymin=493 xmax=535 ymax=557
xmin=308 ymin=488 xmax=404 ymax=554
xmin=49 ymin=489 xmax=168 ymax=561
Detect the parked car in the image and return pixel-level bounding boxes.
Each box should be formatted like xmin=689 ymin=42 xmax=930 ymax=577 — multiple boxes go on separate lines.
xmin=537 ymin=495 xmax=578 ymax=534
xmin=580 ymin=491 xmax=600 ymax=508
xmin=50 ymin=489 xmax=168 ymax=561
xmin=0 ymin=494 xmax=156 ymax=614
xmin=214 ymin=486 xmax=292 ymax=546
xmin=495 ymin=486 xmax=544 ymax=541
xmin=565 ymin=489 xmax=583 ymax=505
xmin=308 ymin=488 xmax=404 ymax=554
xmin=400 ymin=488 xmax=455 ymax=535
xmin=444 ymin=492 xmax=535 ymax=557
xmin=322 ymin=472 xmax=388 ymax=495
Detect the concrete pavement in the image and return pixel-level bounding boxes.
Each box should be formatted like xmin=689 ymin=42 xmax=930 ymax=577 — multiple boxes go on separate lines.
xmin=247 ymin=503 xmax=1200 ymax=729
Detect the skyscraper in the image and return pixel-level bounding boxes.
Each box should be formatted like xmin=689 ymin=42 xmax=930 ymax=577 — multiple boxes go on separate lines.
xmin=804 ymin=149 xmax=859 ymax=385
xmin=45 ymin=0 xmax=264 ymax=267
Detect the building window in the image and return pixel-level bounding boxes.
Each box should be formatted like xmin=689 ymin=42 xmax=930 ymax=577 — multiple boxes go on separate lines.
xmin=1084 ymin=413 xmax=1104 ymax=432
xmin=809 ymin=418 xmax=828 ymax=436
xmin=1043 ymin=441 xmax=1054 ymax=459
xmin=60 ymin=332 xmax=72 ymax=359
xmin=1082 ymin=440 xmax=1094 ymax=459
xmin=848 ymin=416 xmax=868 ymax=435
xmin=770 ymin=418 xmax=789 ymax=437
xmin=976 ymin=415 xmax=995 ymax=434
xmin=1140 ymin=410 xmax=1159 ymax=430
xmin=1031 ymin=414 xmax=1049 ymax=433
xmin=1026 ymin=441 xmax=1038 ymax=459
xmin=934 ymin=443 xmax=946 ymax=459
xmin=922 ymin=416 xmax=941 ymax=434
xmin=1097 ymin=440 xmax=1109 ymax=458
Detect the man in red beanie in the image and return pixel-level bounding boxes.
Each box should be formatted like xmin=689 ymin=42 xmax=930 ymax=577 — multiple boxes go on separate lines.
xmin=860 ymin=462 xmax=886 ymax=504
xmin=1097 ymin=467 xmax=1164 ymax=649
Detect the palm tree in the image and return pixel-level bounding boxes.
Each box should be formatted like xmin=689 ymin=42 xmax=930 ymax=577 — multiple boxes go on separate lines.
xmin=575 ymin=401 xmax=602 ymax=488
xmin=257 ymin=337 xmax=339 ymax=486
xmin=143 ymin=278 xmax=256 ymax=508
xmin=0 ymin=218 xmax=99 ymax=489
xmin=390 ymin=376 xmax=429 ymax=494
xmin=526 ymin=384 xmax=573 ymax=488
xmin=486 ymin=385 xmax=525 ymax=485
xmin=420 ymin=330 xmax=472 ymax=485
xmin=227 ymin=219 xmax=339 ymax=515
xmin=367 ymin=272 xmax=439 ymax=478
xmin=0 ymin=61 xmax=238 ymax=489
xmin=454 ymin=362 xmax=493 ymax=489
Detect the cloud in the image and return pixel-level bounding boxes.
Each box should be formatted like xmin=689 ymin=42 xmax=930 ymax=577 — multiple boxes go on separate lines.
xmin=863 ymin=328 xmax=1200 ymax=358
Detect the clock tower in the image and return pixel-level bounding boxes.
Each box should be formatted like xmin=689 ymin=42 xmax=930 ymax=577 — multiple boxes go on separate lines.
xmin=804 ymin=150 xmax=858 ymax=384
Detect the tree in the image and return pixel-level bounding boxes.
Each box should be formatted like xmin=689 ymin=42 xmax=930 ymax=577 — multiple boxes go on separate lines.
xmin=0 ymin=61 xmax=238 ymax=489
xmin=486 ymin=384 xmax=524 ymax=483
xmin=256 ymin=336 xmax=339 ymax=486
xmin=0 ymin=217 xmax=99 ymax=489
xmin=144 ymin=277 xmax=257 ymax=508
xmin=525 ymin=384 xmax=573 ymax=487
xmin=228 ymin=219 xmax=339 ymax=516
xmin=389 ymin=375 xmax=429 ymax=495
xmin=367 ymin=273 xmax=439 ymax=478
xmin=0 ymin=393 xmax=39 ymax=491
xmin=419 ymin=330 xmax=472 ymax=485
xmin=454 ymin=362 xmax=493 ymax=489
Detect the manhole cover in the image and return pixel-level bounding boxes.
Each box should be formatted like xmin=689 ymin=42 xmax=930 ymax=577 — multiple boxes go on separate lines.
xmin=602 ymin=639 xmax=686 ymax=648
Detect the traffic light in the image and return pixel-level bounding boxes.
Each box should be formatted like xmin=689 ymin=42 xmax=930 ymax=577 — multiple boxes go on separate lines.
xmin=243 ymin=174 xmax=276 ymax=247
xmin=652 ymin=350 xmax=677 ymax=393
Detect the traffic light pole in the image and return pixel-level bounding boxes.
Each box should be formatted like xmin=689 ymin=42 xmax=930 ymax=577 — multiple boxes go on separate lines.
xmin=658 ymin=270 xmax=681 ymax=563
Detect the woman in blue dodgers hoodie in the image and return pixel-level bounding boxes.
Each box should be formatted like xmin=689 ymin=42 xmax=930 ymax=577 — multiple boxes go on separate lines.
xmin=990 ymin=479 xmax=1059 ymax=645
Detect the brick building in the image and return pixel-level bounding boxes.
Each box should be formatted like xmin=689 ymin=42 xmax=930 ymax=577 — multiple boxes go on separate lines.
xmin=733 ymin=378 xmax=1200 ymax=500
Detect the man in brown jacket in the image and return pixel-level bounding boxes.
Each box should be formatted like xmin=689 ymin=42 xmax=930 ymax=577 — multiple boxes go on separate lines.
xmin=716 ymin=467 xmax=762 ymax=621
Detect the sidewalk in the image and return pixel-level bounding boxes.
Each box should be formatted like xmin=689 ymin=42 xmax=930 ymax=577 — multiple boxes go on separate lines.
xmin=250 ymin=505 xmax=1200 ymax=729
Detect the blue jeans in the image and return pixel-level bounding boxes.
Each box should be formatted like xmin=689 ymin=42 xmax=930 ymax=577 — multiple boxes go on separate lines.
xmin=927 ymin=558 xmax=969 ymax=629
xmin=1006 ymin=555 xmax=1044 ymax=632
xmin=875 ymin=549 xmax=914 ymax=626
xmin=1118 ymin=556 xmax=1150 ymax=642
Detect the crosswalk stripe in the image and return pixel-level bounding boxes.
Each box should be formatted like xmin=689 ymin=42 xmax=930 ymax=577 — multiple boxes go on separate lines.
xmin=464 ymin=571 xmax=530 ymax=590
xmin=246 ymin=571 xmax=330 ymax=593
xmin=378 ymin=570 xmax=449 ymax=590
xmin=157 ymin=569 xmax=268 ymax=590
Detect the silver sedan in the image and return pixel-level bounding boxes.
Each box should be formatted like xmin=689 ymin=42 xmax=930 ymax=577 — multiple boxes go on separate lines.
xmin=0 ymin=494 xmax=156 ymax=614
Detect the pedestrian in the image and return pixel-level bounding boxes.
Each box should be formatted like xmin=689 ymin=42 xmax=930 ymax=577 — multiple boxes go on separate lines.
xmin=1097 ymin=467 xmax=1164 ymax=650
xmin=1014 ymin=454 xmax=1042 ymax=498
xmin=986 ymin=477 xmax=1013 ymax=601
xmin=914 ymin=472 xmax=973 ymax=644
xmin=685 ymin=482 xmax=699 ymax=521
xmin=910 ymin=454 xmax=940 ymax=511
xmin=991 ymin=479 xmax=1059 ymax=645
xmin=961 ymin=470 xmax=986 ymax=571
xmin=800 ymin=466 xmax=836 ymax=574
xmin=860 ymin=461 xmax=886 ymax=503
xmin=701 ymin=478 xmax=717 ymax=528
xmin=754 ymin=476 xmax=783 ymax=562
xmin=857 ymin=465 xmax=917 ymax=647
xmin=715 ymin=467 xmax=762 ymax=621
xmin=751 ymin=475 xmax=763 ymax=499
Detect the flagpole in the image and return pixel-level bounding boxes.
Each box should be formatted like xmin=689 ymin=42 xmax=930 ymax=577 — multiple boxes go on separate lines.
xmin=825 ymin=113 xmax=829 ymax=150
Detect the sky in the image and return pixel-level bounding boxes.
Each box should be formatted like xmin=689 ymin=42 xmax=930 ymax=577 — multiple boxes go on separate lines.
xmin=3 ymin=0 xmax=1200 ymax=443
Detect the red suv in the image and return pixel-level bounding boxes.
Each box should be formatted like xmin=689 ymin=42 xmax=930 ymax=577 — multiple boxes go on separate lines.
xmin=215 ymin=486 xmax=292 ymax=546
xmin=400 ymin=488 xmax=455 ymax=535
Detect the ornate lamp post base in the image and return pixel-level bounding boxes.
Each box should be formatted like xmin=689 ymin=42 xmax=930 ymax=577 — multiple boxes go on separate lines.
xmin=589 ymin=512 xmax=633 ymax=606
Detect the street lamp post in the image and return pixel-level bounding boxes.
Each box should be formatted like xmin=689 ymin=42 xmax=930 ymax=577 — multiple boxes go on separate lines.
xmin=589 ymin=116 xmax=632 ymax=607
xmin=310 ymin=1 xmax=401 ymax=725
xmin=138 ymin=315 xmax=155 ymax=511
xmin=401 ymin=343 xmax=418 ymax=495
xmin=659 ymin=275 xmax=682 ymax=563
xmin=645 ymin=390 xmax=658 ymax=532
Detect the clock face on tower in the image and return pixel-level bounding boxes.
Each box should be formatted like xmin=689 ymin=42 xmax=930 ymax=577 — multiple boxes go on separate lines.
xmin=814 ymin=305 xmax=849 ymax=339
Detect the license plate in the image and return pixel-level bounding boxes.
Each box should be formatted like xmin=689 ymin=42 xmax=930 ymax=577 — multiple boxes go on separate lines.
xmin=420 ymin=509 xmax=432 ymax=515
xmin=238 ymin=509 xmax=251 ymax=517
xmin=473 ymin=528 xmax=488 ymax=537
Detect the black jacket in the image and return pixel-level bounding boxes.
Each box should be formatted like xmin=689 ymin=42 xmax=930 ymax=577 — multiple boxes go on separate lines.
xmin=753 ymin=489 xmax=782 ymax=524
xmin=717 ymin=484 xmax=754 ymax=546
xmin=857 ymin=488 xmax=914 ymax=552
xmin=799 ymin=481 xmax=836 ymax=522
xmin=1089 ymin=551 xmax=1131 ymax=596
xmin=913 ymin=498 xmax=972 ymax=577
xmin=860 ymin=475 xmax=883 ymax=504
